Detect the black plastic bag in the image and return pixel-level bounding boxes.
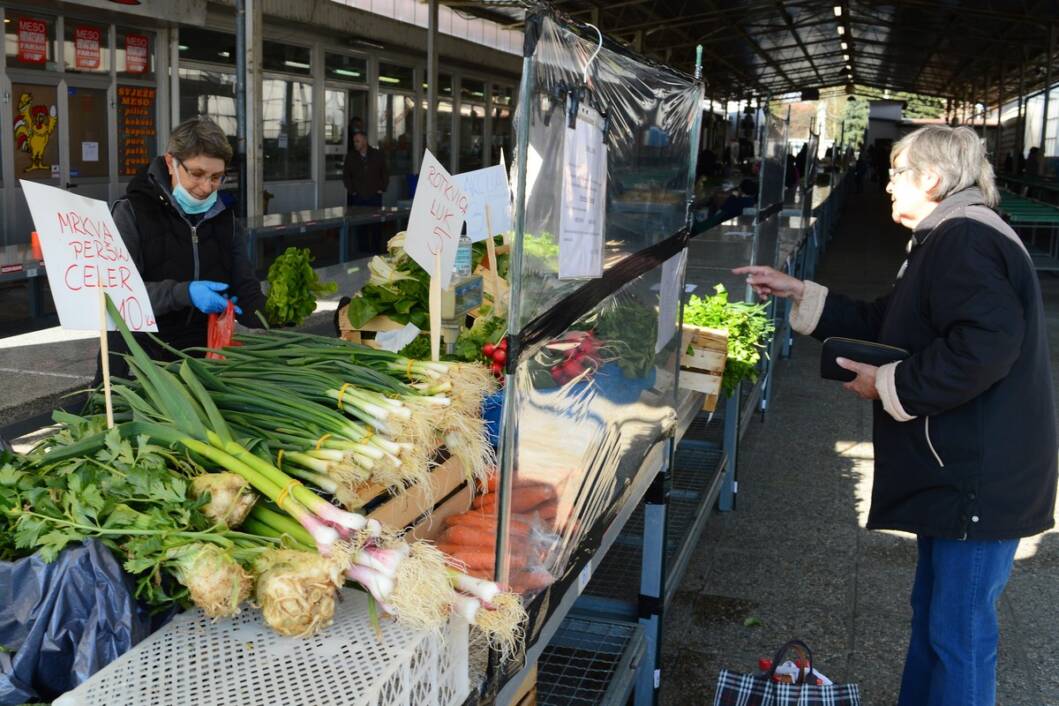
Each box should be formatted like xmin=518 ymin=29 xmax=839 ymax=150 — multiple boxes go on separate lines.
xmin=0 ymin=540 xmax=158 ymax=704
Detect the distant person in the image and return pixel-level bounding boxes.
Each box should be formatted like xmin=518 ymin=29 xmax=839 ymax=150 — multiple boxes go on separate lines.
xmin=709 ymin=178 xmax=758 ymax=221
xmin=794 ymin=143 xmax=808 ymax=182
xmin=736 ymin=125 xmax=1056 ymax=706
xmin=1025 ymin=146 xmax=1042 ymax=177
xmin=102 ymin=117 xmax=266 ymax=380
xmin=347 ymin=116 xmax=364 ymax=145
xmin=343 ymin=129 xmax=388 ymax=209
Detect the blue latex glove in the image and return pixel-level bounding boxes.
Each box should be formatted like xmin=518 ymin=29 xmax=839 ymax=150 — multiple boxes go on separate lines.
xmin=188 ymin=280 xmax=232 ymax=315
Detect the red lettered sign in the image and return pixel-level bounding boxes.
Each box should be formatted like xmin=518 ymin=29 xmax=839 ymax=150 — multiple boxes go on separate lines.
xmin=74 ymin=26 xmax=101 ymax=70
xmin=125 ymin=33 xmax=148 ymax=73
xmin=17 ymin=17 xmax=47 ymax=64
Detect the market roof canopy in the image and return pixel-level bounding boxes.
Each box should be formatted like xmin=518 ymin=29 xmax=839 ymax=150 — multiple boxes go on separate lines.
xmin=449 ymin=1 xmax=1059 ymax=103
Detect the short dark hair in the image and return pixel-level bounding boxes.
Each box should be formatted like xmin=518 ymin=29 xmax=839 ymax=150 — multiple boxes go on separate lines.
xmin=738 ymin=178 xmax=758 ymax=197
xmin=167 ymin=117 xmax=233 ymax=164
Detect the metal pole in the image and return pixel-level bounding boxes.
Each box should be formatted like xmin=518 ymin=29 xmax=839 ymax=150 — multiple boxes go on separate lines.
xmin=1040 ymin=24 xmax=1054 ymax=172
xmin=1018 ymin=60 xmax=1025 ymax=168
xmin=426 ymin=0 xmax=439 ymax=155
xmin=235 ymin=0 xmax=247 ymax=218
xmin=994 ymin=64 xmax=1004 ymax=170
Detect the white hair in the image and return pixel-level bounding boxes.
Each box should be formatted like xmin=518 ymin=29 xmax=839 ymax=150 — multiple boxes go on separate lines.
xmin=891 ymin=125 xmax=999 ymax=207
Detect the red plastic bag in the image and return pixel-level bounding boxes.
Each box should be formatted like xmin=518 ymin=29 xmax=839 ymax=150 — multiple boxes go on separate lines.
xmin=206 ymin=300 xmax=239 ymax=360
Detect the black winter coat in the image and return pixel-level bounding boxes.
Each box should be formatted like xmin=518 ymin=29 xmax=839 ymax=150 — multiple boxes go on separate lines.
xmin=103 ymin=157 xmax=266 ymax=376
xmin=811 ymin=187 xmax=1057 ymax=539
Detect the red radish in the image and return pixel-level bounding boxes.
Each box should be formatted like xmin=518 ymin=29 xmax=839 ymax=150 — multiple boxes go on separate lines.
xmin=550 ymin=367 xmax=564 ymax=383
xmin=483 ymin=343 xmax=496 ymax=357
xmin=491 ymin=362 xmax=504 ymax=376
xmin=499 ymin=337 xmax=508 ymax=350
xmin=492 ymin=349 xmax=507 ymax=365
xmin=562 ymin=359 xmax=584 ymax=379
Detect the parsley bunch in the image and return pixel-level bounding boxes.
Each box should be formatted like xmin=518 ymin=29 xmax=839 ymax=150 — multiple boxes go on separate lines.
xmin=683 ymin=284 xmax=775 ymax=396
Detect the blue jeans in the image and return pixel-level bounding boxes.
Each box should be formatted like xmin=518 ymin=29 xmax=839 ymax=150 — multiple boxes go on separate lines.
xmin=897 ymin=536 xmax=1018 ymax=706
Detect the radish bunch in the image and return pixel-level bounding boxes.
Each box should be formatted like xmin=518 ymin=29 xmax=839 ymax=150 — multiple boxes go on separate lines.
xmin=482 ymin=337 xmax=509 ymax=379
xmin=548 ymin=331 xmax=603 ymax=386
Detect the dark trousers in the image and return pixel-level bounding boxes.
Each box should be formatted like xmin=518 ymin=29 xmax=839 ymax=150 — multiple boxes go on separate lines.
xmin=347 ymin=193 xmax=384 ymax=255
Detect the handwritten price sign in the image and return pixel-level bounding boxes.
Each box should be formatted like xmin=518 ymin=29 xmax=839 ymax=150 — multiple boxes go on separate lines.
xmin=21 ymin=180 xmax=157 ymax=332
xmin=404 ymin=149 xmax=468 ymax=289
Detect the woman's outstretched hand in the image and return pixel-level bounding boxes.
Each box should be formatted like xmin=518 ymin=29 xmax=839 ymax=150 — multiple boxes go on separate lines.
xmin=732 ymin=265 xmax=806 ymax=303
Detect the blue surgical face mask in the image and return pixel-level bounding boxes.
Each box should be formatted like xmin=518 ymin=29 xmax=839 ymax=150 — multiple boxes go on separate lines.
xmin=172 ymin=183 xmax=217 ymax=215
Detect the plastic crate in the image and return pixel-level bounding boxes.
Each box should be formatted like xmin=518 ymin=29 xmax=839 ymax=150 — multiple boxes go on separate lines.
xmin=54 ymin=589 xmax=469 ymax=706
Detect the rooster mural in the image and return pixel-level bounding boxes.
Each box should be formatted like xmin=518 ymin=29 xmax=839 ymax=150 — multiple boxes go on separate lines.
xmin=14 ymin=91 xmax=58 ymax=173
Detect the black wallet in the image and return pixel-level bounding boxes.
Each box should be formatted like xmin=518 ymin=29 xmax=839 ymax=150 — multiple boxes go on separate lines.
xmin=820 ymin=337 xmax=910 ymax=382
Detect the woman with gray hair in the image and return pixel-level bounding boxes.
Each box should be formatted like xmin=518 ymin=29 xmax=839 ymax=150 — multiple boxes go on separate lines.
xmin=735 ymin=125 xmax=1057 ymax=705
xmin=100 ymin=117 xmax=266 ymax=379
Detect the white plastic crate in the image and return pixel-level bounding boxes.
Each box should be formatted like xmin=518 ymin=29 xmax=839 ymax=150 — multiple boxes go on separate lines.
xmin=54 ymin=588 xmax=470 ymax=706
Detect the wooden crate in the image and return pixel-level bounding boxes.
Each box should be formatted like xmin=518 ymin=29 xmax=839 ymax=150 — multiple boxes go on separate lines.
xmin=359 ymin=455 xmax=474 ymax=540
xmin=680 ymin=324 xmax=728 ymax=412
xmin=336 ymin=305 xmax=406 ymax=347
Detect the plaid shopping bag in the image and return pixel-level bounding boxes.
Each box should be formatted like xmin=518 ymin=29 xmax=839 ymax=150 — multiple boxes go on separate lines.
xmin=713 ymin=640 xmax=861 ymax=706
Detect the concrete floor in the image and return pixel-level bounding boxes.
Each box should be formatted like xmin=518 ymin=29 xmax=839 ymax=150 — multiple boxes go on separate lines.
xmin=660 ymin=185 xmax=1059 ymax=706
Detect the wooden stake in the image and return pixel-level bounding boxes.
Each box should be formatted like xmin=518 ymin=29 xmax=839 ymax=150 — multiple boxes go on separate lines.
xmin=97 ymin=287 xmax=114 ymax=429
xmin=484 ymin=204 xmax=503 ymax=315
xmin=430 ymin=251 xmax=442 ymax=362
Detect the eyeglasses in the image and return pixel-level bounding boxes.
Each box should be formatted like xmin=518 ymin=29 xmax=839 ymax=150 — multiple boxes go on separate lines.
xmin=176 ymin=159 xmax=227 ymax=187
xmin=888 ymin=167 xmax=913 ymax=181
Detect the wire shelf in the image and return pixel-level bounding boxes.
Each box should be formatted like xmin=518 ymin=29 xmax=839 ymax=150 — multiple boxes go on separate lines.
xmin=581 ymin=446 xmax=724 ymax=606
xmin=536 ymin=617 xmax=645 ymax=706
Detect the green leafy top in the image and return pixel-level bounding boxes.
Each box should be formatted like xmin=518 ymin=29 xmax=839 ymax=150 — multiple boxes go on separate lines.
xmin=265 ymin=247 xmax=338 ymax=327
xmin=684 ymin=284 xmax=775 ymax=396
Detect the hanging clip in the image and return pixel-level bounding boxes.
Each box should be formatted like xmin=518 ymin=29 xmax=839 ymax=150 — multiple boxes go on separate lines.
xmin=566 ymin=85 xmax=583 ymax=129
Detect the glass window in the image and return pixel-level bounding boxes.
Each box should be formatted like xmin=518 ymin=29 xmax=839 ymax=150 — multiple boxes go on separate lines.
xmin=67 ymin=87 xmax=109 ymax=178
xmin=117 ymin=85 xmax=158 ymax=177
xmin=178 ymin=67 xmax=237 ymax=149
xmin=492 ymin=84 xmax=513 ymax=107
xmin=325 ymin=53 xmax=367 ymax=83
xmin=262 ymin=79 xmax=312 ymax=181
xmin=64 ymin=21 xmax=109 ymax=73
xmin=12 ymin=83 xmax=59 ymax=180
xmin=117 ymin=28 xmax=154 ymax=77
xmin=378 ymin=62 xmax=414 ymax=92
xmin=6 ymin=14 xmax=58 ymax=71
xmin=377 ymin=93 xmax=414 ymax=195
xmin=422 ymin=73 xmax=454 ymax=97
xmin=263 ymin=40 xmax=311 ymax=75
xmin=421 ymin=74 xmax=453 ymax=169
xmin=461 ymin=78 xmax=486 ymax=103
xmin=459 ymin=102 xmax=484 ymax=172
xmin=325 ymin=88 xmax=368 ymax=179
xmin=178 ymin=27 xmax=235 ymax=65
xmin=491 ymin=84 xmax=514 ymax=166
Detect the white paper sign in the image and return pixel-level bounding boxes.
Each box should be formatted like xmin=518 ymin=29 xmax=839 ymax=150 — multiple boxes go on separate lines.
xmin=453 ymin=165 xmax=512 ymax=242
xmin=374 ymin=322 xmax=421 ymax=353
xmin=657 ymin=248 xmax=688 ymax=353
xmin=559 ymin=102 xmax=607 ymax=279
xmin=20 ymin=180 xmax=157 ymax=332
xmin=81 ymin=141 xmax=99 ymax=162
xmin=405 ymin=149 xmax=468 ymax=289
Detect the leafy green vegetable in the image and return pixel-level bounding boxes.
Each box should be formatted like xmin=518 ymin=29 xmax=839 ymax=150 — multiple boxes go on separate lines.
xmin=684 ymin=284 xmax=774 ymax=396
xmin=346 ymin=248 xmax=431 ymax=330
xmin=587 ymin=299 xmax=657 ymax=379
xmin=454 ymin=314 xmax=507 ymax=363
xmin=471 ymin=235 xmax=510 ymax=279
xmin=265 ymin=247 xmax=338 ymax=326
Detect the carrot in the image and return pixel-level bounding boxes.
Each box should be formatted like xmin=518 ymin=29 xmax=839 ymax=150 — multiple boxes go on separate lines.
xmin=510 ymin=568 xmax=555 ymax=594
xmin=445 ymin=512 xmax=533 ymax=536
xmin=437 ymin=544 xmax=527 ymax=571
xmin=443 ymin=525 xmax=500 ymax=546
xmin=511 ymin=485 xmax=556 ymax=512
